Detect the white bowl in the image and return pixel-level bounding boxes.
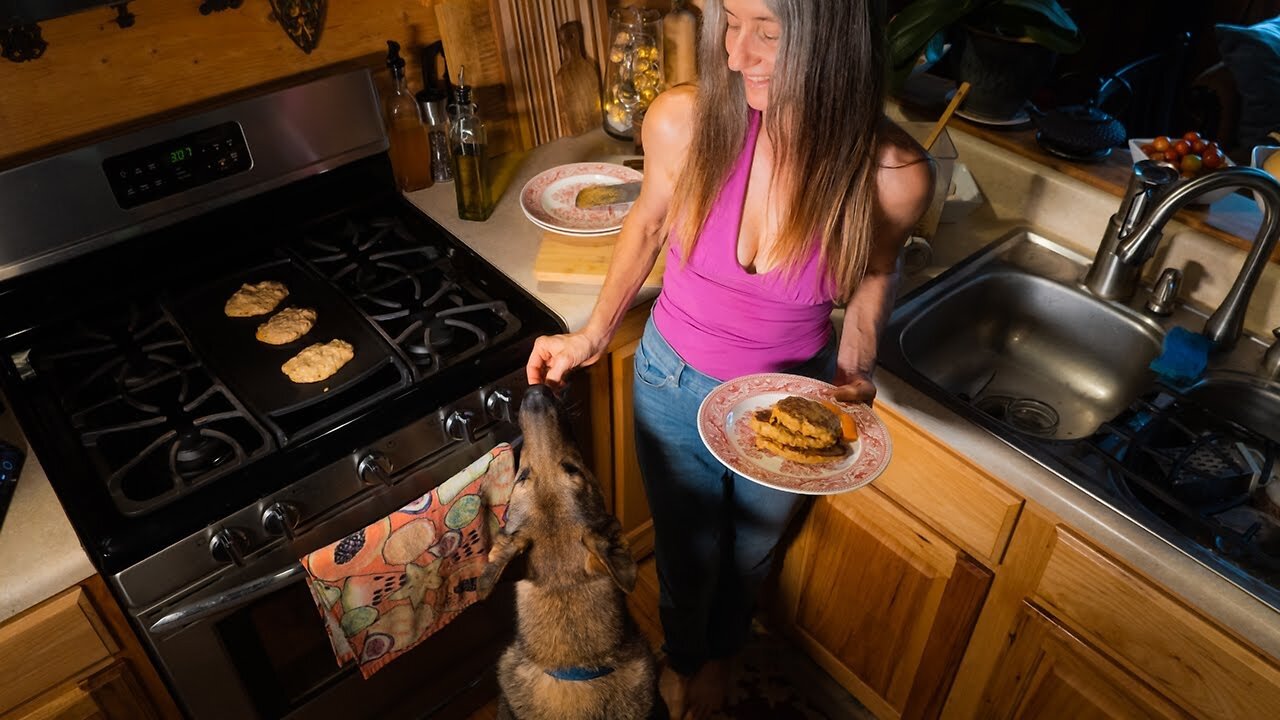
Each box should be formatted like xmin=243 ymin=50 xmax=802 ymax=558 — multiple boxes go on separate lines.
xmin=1251 ymin=145 xmax=1280 ymax=213
xmin=1128 ymin=138 xmax=1237 ymax=205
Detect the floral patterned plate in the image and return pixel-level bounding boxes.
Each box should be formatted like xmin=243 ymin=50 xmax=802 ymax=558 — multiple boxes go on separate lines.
xmin=519 ymin=162 xmax=643 ymax=234
xmin=697 ymin=373 xmax=892 ymax=495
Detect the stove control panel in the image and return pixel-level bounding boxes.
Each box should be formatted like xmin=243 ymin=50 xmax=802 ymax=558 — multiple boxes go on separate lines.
xmin=102 ymin=121 xmax=253 ymax=209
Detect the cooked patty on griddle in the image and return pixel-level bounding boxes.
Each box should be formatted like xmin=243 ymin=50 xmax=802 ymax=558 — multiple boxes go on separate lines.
xmin=256 ymin=307 xmax=316 ymax=345
xmin=281 ymin=339 xmax=354 ymax=384
xmin=225 ymin=281 xmax=289 ymax=317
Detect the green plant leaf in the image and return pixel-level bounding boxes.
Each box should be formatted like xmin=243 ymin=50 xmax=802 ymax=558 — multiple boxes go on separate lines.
xmin=887 ymin=0 xmax=977 ymax=71
xmin=975 ymin=1 xmax=1083 ymax=52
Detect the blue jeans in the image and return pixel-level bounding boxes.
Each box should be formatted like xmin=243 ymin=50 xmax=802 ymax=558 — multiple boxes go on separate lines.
xmin=631 ymin=316 xmax=837 ymax=676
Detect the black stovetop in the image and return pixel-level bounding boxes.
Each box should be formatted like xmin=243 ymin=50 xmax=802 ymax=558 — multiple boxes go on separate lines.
xmin=0 ymin=154 xmax=563 ymax=574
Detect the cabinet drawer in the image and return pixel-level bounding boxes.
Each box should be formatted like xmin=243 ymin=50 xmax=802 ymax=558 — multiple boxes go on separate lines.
xmin=873 ymin=404 xmax=1022 ymax=565
xmin=1036 ymin=527 xmax=1280 ymax=719
xmin=0 ymin=588 xmax=117 ymax=714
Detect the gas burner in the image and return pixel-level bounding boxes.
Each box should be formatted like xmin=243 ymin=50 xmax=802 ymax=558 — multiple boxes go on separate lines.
xmin=295 ymin=213 xmax=522 ymax=379
xmin=174 ymin=430 xmax=235 ymax=476
xmin=296 ymin=216 xmax=443 ymax=295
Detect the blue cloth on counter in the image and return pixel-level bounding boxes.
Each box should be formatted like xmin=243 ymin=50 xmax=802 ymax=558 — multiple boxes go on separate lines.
xmin=1149 ymin=326 xmax=1212 ymax=386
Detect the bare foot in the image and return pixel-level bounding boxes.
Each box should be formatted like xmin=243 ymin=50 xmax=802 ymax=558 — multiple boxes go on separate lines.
xmin=659 ymin=664 xmax=687 ymax=720
xmin=683 ymin=659 xmax=730 ymax=720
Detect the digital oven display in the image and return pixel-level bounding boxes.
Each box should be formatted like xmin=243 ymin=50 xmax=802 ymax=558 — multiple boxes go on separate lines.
xmin=102 ymin=121 xmax=252 ymax=209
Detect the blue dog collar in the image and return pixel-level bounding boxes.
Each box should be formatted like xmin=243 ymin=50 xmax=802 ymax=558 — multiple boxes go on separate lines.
xmin=545 ymin=665 xmax=616 ymax=681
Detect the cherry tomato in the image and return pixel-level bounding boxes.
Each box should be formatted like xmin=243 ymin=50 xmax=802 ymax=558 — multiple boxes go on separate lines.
xmin=1182 ymin=131 xmax=1202 ymax=142
xmin=1172 ymin=140 xmax=1191 ymax=157
xmin=1153 ymin=136 xmax=1172 ymax=152
xmin=1191 ymin=139 xmax=1207 ymax=154
xmin=1202 ymin=148 xmax=1226 ymax=169
xmin=1181 ymin=153 xmax=1203 ymax=175
xmin=1147 ymin=151 xmax=1166 ymax=163
xmin=1141 ymin=142 xmax=1156 ymax=154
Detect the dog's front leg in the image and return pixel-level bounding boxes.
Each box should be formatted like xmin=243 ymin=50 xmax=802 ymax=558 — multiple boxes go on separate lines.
xmin=478 ymin=531 xmax=530 ymax=599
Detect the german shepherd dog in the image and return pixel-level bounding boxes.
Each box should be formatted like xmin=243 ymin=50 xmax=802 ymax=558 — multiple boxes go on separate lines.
xmin=478 ymin=385 xmax=667 ymax=720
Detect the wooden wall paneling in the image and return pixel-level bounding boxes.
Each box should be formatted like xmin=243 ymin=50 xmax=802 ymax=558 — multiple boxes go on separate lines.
xmin=0 ymin=0 xmax=444 ymax=165
xmin=492 ymin=0 xmax=607 ymax=145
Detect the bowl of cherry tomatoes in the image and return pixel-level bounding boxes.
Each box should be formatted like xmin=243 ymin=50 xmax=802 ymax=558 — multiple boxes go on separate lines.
xmin=1129 ymin=132 xmax=1237 ymax=204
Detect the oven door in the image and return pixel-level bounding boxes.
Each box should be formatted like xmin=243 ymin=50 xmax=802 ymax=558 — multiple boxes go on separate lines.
xmin=132 ymin=438 xmax=523 ymax=720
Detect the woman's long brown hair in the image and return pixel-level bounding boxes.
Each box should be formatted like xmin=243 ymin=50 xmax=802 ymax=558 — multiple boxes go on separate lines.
xmin=664 ymin=0 xmax=888 ymax=303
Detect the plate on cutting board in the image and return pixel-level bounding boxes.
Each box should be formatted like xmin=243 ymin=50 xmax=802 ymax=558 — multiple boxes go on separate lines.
xmin=697 ymin=373 xmax=892 ymax=495
xmin=520 ymin=162 xmax=643 ymax=234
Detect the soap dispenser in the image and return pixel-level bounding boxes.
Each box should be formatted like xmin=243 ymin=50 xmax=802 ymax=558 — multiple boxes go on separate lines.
xmin=384 ymin=40 xmax=433 ymax=192
xmin=449 ymin=66 xmax=493 ymax=221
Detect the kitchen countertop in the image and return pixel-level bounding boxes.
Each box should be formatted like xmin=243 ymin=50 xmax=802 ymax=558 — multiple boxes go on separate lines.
xmin=0 ymin=403 xmax=95 ymax=624
xmin=407 ymin=128 xmax=1280 ymax=663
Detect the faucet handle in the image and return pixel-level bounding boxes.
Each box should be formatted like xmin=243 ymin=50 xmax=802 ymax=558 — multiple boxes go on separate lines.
xmin=1145 ymin=267 xmax=1182 ymax=316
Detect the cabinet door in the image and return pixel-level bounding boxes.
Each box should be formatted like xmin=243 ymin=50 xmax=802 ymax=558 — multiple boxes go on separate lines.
xmin=781 ymin=487 xmax=992 ymax=720
xmin=9 ymin=661 xmax=158 ymax=720
xmin=980 ymin=602 xmax=1190 ymax=720
xmin=609 ymin=335 xmax=654 ymax=558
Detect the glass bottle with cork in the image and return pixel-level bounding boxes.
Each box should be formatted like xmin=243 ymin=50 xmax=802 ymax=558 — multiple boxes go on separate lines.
xmin=383 ymin=41 xmax=433 ymax=192
xmin=449 ymin=66 xmax=493 ymax=221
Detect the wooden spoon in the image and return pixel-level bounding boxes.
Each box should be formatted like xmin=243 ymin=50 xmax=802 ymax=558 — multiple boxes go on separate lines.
xmin=923 ymin=81 xmax=971 ymax=152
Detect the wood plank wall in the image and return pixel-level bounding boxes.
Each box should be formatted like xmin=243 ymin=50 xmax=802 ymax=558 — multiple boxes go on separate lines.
xmin=0 ymin=0 xmax=462 ymax=167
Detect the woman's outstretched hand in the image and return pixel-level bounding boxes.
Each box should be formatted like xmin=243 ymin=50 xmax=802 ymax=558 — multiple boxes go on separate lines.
xmin=833 ymin=370 xmax=877 ymax=406
xmin=526 ymin=332 xmax=605 ymax=390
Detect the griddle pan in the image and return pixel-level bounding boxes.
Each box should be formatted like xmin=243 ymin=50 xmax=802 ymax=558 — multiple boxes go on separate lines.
xmin=168 ymin=258 xmax=408 ymax=418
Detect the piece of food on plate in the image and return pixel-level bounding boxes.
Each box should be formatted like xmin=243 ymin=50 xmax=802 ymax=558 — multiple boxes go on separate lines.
xmin=770 ymin=396 xmax=842 ymax=446
xmin=225 ymin=280 xmax=289 ymax=317
xmin=256 ymin=307 xmax=317 ymax=345
xmin=755 ymin=435 xmax=849 ymax=464
xmin=282 ymin=339 xmax=354 ymax=383
xmin=750 ymin=395 xmax=852 ymax=464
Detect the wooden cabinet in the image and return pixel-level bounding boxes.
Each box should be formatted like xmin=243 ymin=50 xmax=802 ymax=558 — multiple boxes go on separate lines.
xmin=775 ymin=486 xmax=992 ymax=720
xmin=0 ymin=576 xmax=179 ymax=720
xmin=586 ymin=302 xmax=655 ymax=558
xmin=979 ymin=602 xmax=1189 ymax=720
xmin=949 ymin=507 xmax=1280 ymax=720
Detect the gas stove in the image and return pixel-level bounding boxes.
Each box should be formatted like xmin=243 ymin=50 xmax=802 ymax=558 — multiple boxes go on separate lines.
xmin=0 ymin=68 xmax=566 ymax=719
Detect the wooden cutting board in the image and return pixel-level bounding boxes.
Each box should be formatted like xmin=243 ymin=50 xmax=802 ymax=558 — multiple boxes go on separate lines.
xmin=533 ymin=229 xmax=665 ymax=294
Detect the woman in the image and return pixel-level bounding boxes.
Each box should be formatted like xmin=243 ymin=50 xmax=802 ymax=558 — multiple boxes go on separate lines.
xmin=526 ymin=0 xmax=933 ymax=716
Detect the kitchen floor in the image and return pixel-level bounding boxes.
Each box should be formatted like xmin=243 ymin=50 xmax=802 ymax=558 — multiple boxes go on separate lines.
xmin=467 ymin=556 xmax=875 ymax=719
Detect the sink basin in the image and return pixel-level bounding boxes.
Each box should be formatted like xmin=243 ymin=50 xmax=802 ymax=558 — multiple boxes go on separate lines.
xmin=884 ymin=229 xmax=1167 ymax=440
xmin=896 ymin=270 xmax=1163 ymax=439
xmin=1184 ymin=373 xmax=1280 ymax=445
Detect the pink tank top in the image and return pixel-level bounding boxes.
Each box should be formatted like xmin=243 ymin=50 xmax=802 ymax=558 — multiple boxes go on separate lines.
xmin=653 ymin=111 xmax=835 ymax=381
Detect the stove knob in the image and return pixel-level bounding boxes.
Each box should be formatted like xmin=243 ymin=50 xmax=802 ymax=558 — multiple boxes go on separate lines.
xmin=209 ymin=528 xmax=250 ymax=567
xmin=358 ymin=452 xmax=394 ymax=487
xmin=444 ymin=409 xmax=477 ymax=443
xmin=485 ymin=389 xmax=515 ymax=423
xmin=261 ymin=502 xmax=301 ymax=540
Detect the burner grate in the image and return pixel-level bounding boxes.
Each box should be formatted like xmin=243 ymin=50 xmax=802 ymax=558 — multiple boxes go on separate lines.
xmin=294 ymin=215 xmax=521 ymax=378
xmin=29 ymin=303 xmax=274 ymax=516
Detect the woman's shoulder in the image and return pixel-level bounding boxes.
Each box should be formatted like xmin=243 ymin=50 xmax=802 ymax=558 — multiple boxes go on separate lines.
xmin=875 ymin=118 xmax=929 ymax=171
xmin=641 ymin=86 xmax=699 ymax=179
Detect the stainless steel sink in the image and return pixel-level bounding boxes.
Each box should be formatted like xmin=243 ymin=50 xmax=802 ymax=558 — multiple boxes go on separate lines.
xmin=897 ymin=270 xmax=1163 ymax=439
xmin=886 ymin=230 xmax=1168 ymax=440
xmin=1185 ymin=373 xmax=1280 ymax=445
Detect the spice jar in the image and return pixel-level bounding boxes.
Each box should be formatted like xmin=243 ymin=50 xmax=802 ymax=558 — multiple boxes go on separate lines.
xmin=603 ymin=7 xmax=665 ymax=140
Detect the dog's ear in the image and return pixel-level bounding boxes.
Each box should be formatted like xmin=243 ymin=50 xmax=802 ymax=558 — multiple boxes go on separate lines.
xmin=582 ymin=519 xmax=637 ymax=593
xmin=479 ymin=531 xmax=529 ymax=599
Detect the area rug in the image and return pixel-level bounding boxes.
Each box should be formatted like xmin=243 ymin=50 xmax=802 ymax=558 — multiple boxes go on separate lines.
xmin=709 ymin=620 xmax=876 ymax=720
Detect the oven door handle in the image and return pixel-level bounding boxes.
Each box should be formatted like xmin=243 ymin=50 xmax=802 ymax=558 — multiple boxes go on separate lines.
xmin=149 ymin=563 xmax=307 ymax=637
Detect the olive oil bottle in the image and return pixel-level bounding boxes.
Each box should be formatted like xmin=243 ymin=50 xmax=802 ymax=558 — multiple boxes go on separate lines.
xmin=449 ymin=67 xmax=493 ymax=221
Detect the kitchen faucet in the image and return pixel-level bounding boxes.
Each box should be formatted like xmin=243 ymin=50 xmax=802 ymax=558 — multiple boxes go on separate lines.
xmin=1084 ymin=160 xmax=1280 ymax=351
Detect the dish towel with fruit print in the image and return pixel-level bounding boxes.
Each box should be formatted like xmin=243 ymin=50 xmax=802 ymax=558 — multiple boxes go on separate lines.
xmin=300 ymin=443 xmax=516 ymax=678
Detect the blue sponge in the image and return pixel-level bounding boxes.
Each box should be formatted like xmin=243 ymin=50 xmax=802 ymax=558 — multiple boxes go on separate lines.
xmin=1148 ymin=326 xmax=1211 ymax=386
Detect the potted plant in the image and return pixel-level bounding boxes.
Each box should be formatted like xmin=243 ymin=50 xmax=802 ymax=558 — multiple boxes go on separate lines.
xmin=888 ymin=0 xmax=1084 ymax=121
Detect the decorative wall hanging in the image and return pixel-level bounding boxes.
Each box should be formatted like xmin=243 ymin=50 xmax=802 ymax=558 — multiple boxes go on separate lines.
xmin=268 ymin=0 xmax=325 ymax=54
xmin=1 ymin=23 xmax=46 ymax=62
xmin=199 ymin=0 xmax=243 ymax=14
